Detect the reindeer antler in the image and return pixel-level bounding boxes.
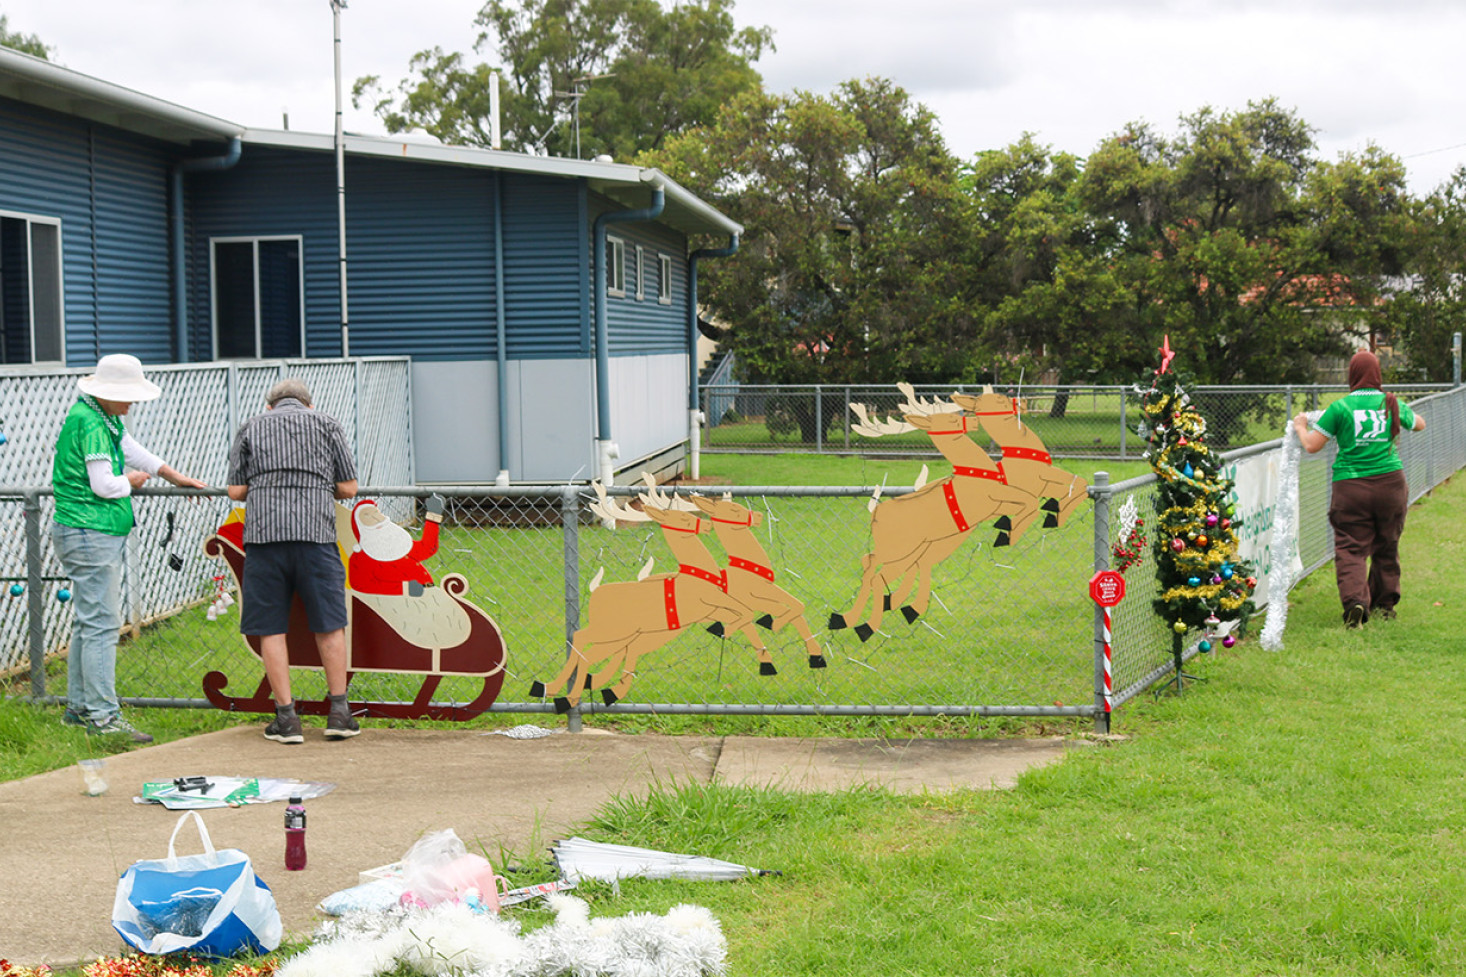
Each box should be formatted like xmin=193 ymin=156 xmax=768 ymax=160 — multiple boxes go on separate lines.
xmin=850 ymin=401 xmax=915 ymax=437
xmin=587 ymin=479 xmax=651 ymax=525
xmin=639 ymin=473 xmax=700 ymax=512
xmin=896 ymin=382 xmax=960 ymax=416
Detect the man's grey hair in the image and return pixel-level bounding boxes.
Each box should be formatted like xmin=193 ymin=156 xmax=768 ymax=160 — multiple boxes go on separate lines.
xmin=265 ymin=378 xmax=313 ymax=407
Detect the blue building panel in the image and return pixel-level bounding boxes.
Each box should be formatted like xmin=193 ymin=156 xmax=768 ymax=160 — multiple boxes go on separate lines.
xmin=0 ymin=97 xmax=181 ymax=365
xmin=593 ymin=197 xmax=689 ymax=358
xmin=344 ymin=156 xmax=496 ymax=360
xmin=502 ymin=173 xmax=587 ymax=359
xmin=185 ymin=146 xmax=339 ymax=360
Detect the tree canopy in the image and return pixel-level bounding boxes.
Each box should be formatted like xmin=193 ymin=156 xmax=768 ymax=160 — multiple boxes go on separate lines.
xmin=0 ymin=13 xmax=51 ymax=59
xmin=354 ymin=0 xmax=770 ymax=159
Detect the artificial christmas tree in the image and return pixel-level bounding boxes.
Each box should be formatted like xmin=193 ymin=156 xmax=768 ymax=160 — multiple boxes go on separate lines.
xmin=1135 ymin=337 xmax=1256 ymax=691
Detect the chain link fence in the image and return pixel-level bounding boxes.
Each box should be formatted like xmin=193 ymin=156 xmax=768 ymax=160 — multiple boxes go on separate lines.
xmin=1095 ymin=383 xmax=1466 ymax=714
xmin=5 ymin=380 xmax=1463 ymax=726
xmin=702 ymin=383 xmax=1455 ymax=459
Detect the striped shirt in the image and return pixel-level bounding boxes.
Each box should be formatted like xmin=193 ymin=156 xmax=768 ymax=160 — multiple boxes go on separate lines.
xmin=227 ymin=398 xmax=356 ymax=545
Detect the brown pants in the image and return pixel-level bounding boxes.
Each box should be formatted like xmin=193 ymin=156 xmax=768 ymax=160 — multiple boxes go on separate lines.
xmin=1328 ymin=470 xmax=1409 ymax=615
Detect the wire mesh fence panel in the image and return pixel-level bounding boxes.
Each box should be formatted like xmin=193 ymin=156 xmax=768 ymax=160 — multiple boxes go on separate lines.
xmin=702 ymin=383 xmax=1453 ymax=460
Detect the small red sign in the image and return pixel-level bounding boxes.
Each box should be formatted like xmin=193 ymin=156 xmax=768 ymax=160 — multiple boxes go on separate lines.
xmin=1089 ymin=570 xmax=1126 ymax=607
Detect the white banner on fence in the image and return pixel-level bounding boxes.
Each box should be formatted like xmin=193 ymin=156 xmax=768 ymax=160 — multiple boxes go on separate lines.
xmin=1221 ymin=448 xmax=1300 ymax=608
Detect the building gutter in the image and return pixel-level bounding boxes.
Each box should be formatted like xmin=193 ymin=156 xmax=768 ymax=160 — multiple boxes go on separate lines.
xmin=687 ymin=234 xmax=739 ymax=480
xmin=171 ymin=136 xmax=242 ymax=362
xmin=591 ymin=182 xmax=665 ymax=487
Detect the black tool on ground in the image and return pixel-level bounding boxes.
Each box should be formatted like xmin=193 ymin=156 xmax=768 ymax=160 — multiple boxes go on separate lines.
xmin=172 ymin=776 xmax=213 ymax=793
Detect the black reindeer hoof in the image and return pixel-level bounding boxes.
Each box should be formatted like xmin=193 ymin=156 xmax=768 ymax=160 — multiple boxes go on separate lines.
xmin=553 ymin=697 xmax=573 ymax=714
xmin=706 ymin=621 xmax=726 ymax=638
xmin=995 ymin=531 xmax=1011 ymax=547
xmin=994 ymin=515 xmax=1012 ymax=531
xmin=854 ymin=623 xmax=874 ymax=643
xmin=828 ymin=612 xmax=848 ymax=630
xmin=760 ymin=662 xmax=778 ymax=676
xmin=584 ymin=673 xmax=595 ymax=690
xmin=529 ymin=680 xmax=546 ymax=698
xmin=757 ymin=614 xmax=775 ymax=629
xmin=901 ymin=605 xmax=920 ymax=624
xmin=809 ymin=654 xmax=827 ymax=669
xmin=1041 ymin=497 xmax=1061 ymax=513
xmin=1043 ymin=513 xmax=1059 ymax=529
xmin=601 ymin=689 xmax=619 ymax=706
xmin=883 ymin=593 xmax=893 ymax=610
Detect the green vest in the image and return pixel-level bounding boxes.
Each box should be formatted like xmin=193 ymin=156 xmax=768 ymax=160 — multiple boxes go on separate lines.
xmin=1314 ymin=389 xmax=1417 ymax=482
xmin=52 ymin=397 xmax=133 ymax=535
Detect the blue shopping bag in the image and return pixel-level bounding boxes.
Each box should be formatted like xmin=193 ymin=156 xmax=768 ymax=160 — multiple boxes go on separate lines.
xmin=112 ymin=810 xmax=282 ymax=957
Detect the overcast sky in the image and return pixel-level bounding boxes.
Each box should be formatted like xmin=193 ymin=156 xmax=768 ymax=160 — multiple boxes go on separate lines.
xmin=4 ymin=0 xmax=1465 ymax=194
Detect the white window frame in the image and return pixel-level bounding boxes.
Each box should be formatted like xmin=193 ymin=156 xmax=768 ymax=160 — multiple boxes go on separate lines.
xmin=658 ymin=254 xmax=673 ymax=305
xmin=0 ymin=209 xmax=66 ymax=365
xmin=209 ymin=235 xmax=306 ymax=360
xmin=607 ymin=237 xmax=626 ymax=297
xmin=635 ymin=245 xmax=646 ymax=301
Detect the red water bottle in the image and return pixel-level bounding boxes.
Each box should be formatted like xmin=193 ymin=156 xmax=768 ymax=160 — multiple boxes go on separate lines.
xmin=284 ymin=796 xmax=307 ymax=870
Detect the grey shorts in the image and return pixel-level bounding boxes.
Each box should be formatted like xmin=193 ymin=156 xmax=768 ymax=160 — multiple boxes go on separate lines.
xmin=239 ymin=541 xmax=348 ymax=635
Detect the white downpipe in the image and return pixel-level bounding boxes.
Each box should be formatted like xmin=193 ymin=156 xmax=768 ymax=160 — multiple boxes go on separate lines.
xmin=596 ymin=440 xmax=620 ymax=529
xmin=489 ymin=71 xmax=502 ymax=150
xmin=689 ymin=408 xmax=705 ymax=480
xmin=332 ymin=0 xmax=349 ymax=357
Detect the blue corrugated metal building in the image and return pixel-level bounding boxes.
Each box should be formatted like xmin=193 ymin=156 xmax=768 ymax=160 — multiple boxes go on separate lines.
xmin=0 ymin=46 xmax=740 ymax=484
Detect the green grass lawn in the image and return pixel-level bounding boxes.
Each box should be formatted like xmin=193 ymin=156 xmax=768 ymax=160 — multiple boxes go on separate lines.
xmin=4 ymin=469 xmax=1463 ymax=974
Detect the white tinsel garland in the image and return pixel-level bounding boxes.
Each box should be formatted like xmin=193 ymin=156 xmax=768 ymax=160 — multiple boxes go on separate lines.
xmin=277 ymin=894 xmax=727 ymax=977
xmin=1260 ymin=411 xmax=1320 ymax=651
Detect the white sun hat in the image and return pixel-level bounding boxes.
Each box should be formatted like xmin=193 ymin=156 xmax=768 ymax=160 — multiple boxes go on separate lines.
xmin=76 ymin=354 xmax=162 ymax=403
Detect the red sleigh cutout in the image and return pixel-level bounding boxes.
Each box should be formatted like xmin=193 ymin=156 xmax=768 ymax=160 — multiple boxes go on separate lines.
xmin=202 ymin=506 xmax=506 ymax=721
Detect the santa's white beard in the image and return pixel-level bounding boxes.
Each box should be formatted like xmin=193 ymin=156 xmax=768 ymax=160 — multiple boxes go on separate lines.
xmin=357 ymin=516 xmax=414 ymax=561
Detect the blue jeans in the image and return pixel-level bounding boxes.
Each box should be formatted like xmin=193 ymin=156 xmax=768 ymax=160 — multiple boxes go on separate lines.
xmin=52 ymin=523 xmax=128 ymax=722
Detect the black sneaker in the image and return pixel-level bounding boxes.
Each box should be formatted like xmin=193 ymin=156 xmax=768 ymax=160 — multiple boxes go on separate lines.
xmin=88 ymin=714 xmax=154 ymax=745
xmin=1344 ymin=604 xmax=1367 ymax=630
xmin=325 ymin=709 xmax=360 ymax=740
xmin=264 ymin=712 xmax=304 ymax=744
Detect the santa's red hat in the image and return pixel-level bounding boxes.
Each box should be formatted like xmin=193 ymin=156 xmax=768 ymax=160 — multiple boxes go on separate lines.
xmin=351 ymin=499 xmax=381 ymax=540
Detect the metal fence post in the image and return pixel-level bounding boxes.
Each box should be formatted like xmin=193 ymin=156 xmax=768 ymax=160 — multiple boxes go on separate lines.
xmin=24 ymin=490 xmax=45 ymax=700
xmin=844 ymin=385 xmax=852 ymax=450
xmin=815 ymin=385 xmax=824 ymax=453
xmin=1118 ymin=387 xmax=1128 ymax=461
xmin=1091 ymin=472 xmax=1111 ymax=734
xmin=561 ymin=484 xmax=583 ymax=733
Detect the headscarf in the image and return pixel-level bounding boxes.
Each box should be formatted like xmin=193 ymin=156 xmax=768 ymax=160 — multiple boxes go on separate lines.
xmin=1346 ymin=350 xmax=1400 ymax=440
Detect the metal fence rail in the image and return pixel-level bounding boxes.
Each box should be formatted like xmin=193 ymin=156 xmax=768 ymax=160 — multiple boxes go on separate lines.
xmin=701 ymin=383 xmax=1455 ymax=460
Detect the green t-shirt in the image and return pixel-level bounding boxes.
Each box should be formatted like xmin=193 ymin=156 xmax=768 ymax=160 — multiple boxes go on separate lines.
xmin=52 ymin=397 xmax=133 ymax=535
xmin=1313 ymin=389 xmax=1417 ymax=482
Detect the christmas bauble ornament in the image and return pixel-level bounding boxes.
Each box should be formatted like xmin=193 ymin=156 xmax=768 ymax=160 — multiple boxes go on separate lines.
xmin=1222 ymin=566 xmax=1234 ymax=580
xmin=1196 ymin=534 xmax=1209 ymax=547
xmin=1205 ymin=614 xmax=1221 ymax=629
xmin=1173 ymin=620 xmax=1188 ymax=633
xmin=1221 ymin=518 xmax=1232 ymax=530
xmin=1226 ymin=505 xmax=1236 ymax=516
xmin=7 ymin=583 xmax=20 ymax=597
xmin=1210 ymin=574 xmax=1222 ymax=585
xmin=1188 ymin=576 xmax=1200 ymax=587
xmin=1171 ymin=538 xmax=1186 ymax=553
xmin=1223 ymin=635 xmax=1237 ymax=648
xmin=1246 ymin=576 xmax=1257 ymax=589
xmin=56 ymin=588 xmax=71 ymax=603
xmin=1205 ymin=513 xmax=1218 ymax=527
xmin=1199 ymin=640 xmax=1213 ymax=653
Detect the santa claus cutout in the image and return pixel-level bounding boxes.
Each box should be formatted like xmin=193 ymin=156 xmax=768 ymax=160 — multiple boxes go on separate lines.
xmin=349 ymin=495 xmax=445 ymax=596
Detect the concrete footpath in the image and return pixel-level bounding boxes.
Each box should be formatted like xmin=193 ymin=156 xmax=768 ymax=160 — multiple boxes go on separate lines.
xmin=0 ymin=726 xmax=1072 ymax=967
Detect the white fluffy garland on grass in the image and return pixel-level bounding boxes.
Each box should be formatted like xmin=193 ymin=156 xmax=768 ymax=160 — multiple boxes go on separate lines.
xmin=277 ymin=894 xmax=727 ymax=977
xmin=1260 ymin=412 xmax=1319 ymax=652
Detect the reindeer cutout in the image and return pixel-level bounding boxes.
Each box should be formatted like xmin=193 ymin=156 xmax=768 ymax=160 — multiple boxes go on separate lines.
xmin=686 ymin=493 xmax=827 ymax=671
xmin=952 ymin=387 xmax=1089 ymax=538
xmin=833 ymin=406 xmax=1041 ymax=640
xmin=529 ymin=483 xmax=760 ymax=712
